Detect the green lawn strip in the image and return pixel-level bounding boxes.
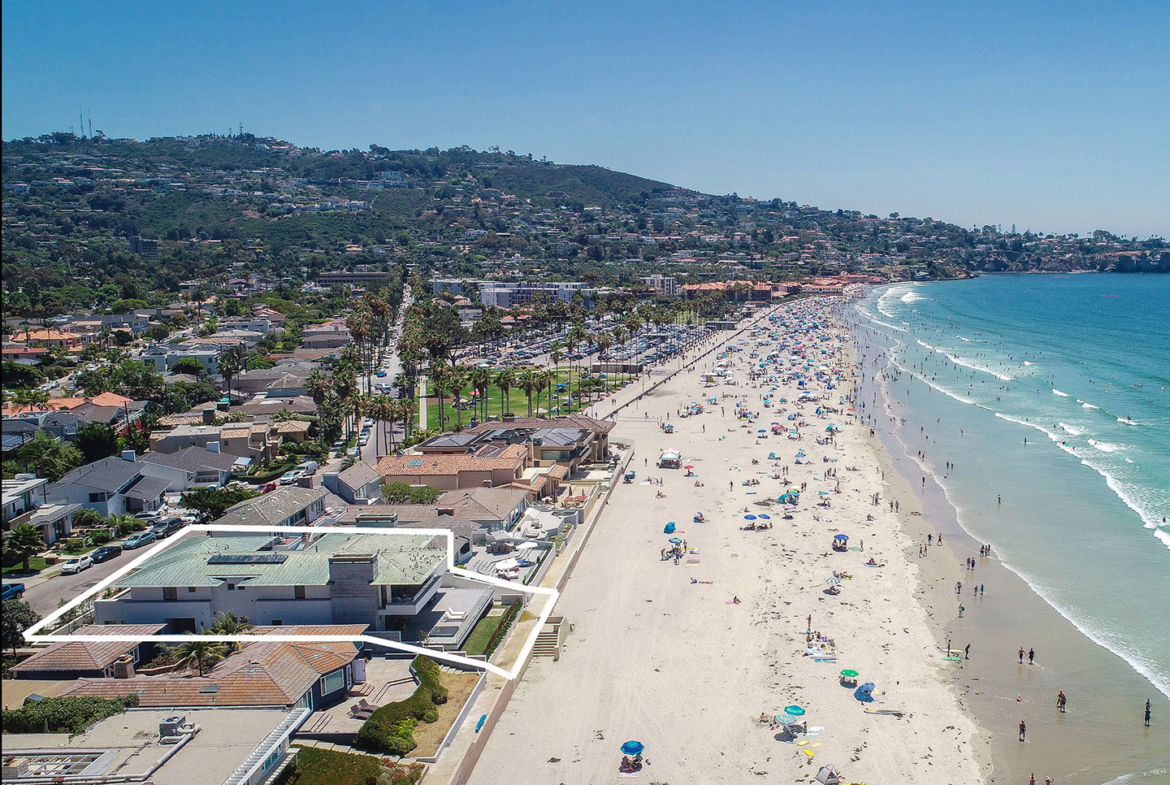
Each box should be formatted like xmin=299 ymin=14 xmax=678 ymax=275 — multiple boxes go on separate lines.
xmin=354 ymin=655 xmax=448 ymax=756
xmin=278 ymin=745 xmax=425 ymax=785
xmin=461 ymin=608 xmax=505 ymax=657
xmin=2 ymin=557 xmax=48 ymax=576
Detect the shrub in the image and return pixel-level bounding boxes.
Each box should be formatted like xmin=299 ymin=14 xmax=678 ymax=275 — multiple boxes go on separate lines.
xmin=62 ymin=538 xmax=86 ymax=554
xmin=89 ymin=529 xmax=112 ymax=545
xmin=353 ymin=656 xmax=446 ymax=756
xmin=483 ymin=599 xmax=521 ymax=659
xmin=71 ymin=508 xmax=107 ymax=529
xmin=1 ymin=694 xmax=139 ymax=734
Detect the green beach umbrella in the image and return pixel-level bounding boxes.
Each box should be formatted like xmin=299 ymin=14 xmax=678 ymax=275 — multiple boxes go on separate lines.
xmin=784 ymin=705 xmax=805 ymax=717
xmin=840 ymin=669 xmax=859 ymax=678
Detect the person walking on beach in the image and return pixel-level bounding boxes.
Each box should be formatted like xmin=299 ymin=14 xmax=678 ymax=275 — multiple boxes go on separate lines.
xmin=1145 ymin=699 xmax=1152 ymax=726
xmin=965 ymin=643 xmax=971 ymax=659
xmin=1019 ymin=647 xmax=1026 ymax=664
xmin=1057 ymin=691 xmax=1066 ymax=713
xmin=1029 ymin=648 xmax=1036 ymax=665
xmin=1019 ymin=719 xmax=1027 ymax=741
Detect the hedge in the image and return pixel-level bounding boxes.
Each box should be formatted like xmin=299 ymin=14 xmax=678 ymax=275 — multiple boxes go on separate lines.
xmin=2 ymin=694 xmax=139 ymax=734
xmin=354 ymin=655 xmax=447 ymax=756
xmin=483 ymin=599 xmax=521 ymax=659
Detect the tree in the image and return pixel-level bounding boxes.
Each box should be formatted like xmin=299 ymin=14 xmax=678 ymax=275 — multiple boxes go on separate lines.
xmin=2 ymin=361 xmax=43 ymax=389
xmin=517 ymin=369 xmax=539 ymax=417
xmin=173 ymin=637 xmax=226 ymax=675
xmin=468 ymin=366 xmax=491 ymax=423
xmin=12 ymin=387 xmax=50 ymax=411
xmin=494 ymin=368 xmax=515 ymax=418
xmin=305 ymin=370 xmax=331 ymax=406
xmin=446 ymin=366 xmax=469 ymax=430
xmin=2 ymin=600 xmax=41 ymax=655
xmin=171 ymin=358 xmax=206 ymax=377
xmin=15 ymin=433 xmax=82 ymax=481
xmin=3 ymin=524 xmax=46 ymax=572
xmin=146 ymin=324 xmax=170 ymax=341
xmin=209 ymin=610 xmax=252 ymax=652
xmin=76 ymin=422 xmax=119 ymax=463
xmin=111 ymin=360 xmax=163 ymax=399
xmin=217 ymin=345 xmax=246 ymax=399
xmin=180 ymin=487 xmax=261 ymax=524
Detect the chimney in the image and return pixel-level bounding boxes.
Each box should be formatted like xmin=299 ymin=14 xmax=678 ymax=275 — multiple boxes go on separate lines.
xmin=207 ymin=441 xmax=221 ymax=453
xmin=121 ymin=450 xmax=137 ymax=462
xmin=202 ymin=408 xmax=217 ymax=425
xmin=113 ymin=654 xmax=135 ymax=679
xmin=502 ymin=412 xmax=516 ymax=423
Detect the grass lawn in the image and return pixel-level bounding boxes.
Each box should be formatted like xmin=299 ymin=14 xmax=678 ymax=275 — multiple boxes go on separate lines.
xmin=2 ymin=557 xmax=48 ymax=576
xmin=408 ymin=671 xmax=482 ymax=758
xmin=462 ymin=608 xmax=506 ymax=657
xmin=281 ymin=746 xmax=422 ymax=785
xmin=422 ymin=366 xmax=638 ymax=430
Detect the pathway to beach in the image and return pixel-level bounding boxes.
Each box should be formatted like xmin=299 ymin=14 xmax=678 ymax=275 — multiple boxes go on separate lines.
xmin=468 ymin=301 xmax=983 ymax=784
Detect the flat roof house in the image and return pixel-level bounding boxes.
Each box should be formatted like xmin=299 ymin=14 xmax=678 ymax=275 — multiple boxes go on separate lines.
xmin=2 ymin=475 xmax=79 ymax=545
xmin=94 ymin=532 xmax=448 ymax=635
xmin=0 ymin=706 xmax=308 ymax=785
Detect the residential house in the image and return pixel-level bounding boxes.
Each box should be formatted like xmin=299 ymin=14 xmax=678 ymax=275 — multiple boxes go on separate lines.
xmin=325 ymin=462 xmax=382 ymax=505
xmin=374 ymin=443 xmax=528 ymax=491
xmin=139 ymin=446 xmax=246 ymax=491
xmin=212 ymin=486 xmax=350 ymax=529
xmin=62 ymin=625 xmax=364 ymax=712
xmin=150 ymin=422 xmax=281 ymax=464
xmin=45 ymin=454 xmax=169 ymax=517
xmin=93 ymin=532 xmax=451 ymax=635
xmin=10 ymin=624 xmax=164 ymax=680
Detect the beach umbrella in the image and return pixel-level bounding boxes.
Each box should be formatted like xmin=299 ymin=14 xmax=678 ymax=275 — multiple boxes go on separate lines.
xmin=854 ymin=683 xmax=875 ymax=702
xmin=684 ymin=464 xmax=695 ymax=469
xmin=757 ymin=514 xmax=771 ymax=520
xmin=744 ymin=514 xmax=757 ymax=520
xmin=840 ymin=669 xmax=859 ymax=678
xmin=833 ymin=534 xmax=849 ymax=541
xmin=620 ymin=740 xmax=645 ymax=756
xmin=668 ymin=537 xmax=682 ymax=544
xmin=784 ymin=705 xmax=806 ymax=717
xmin=824 ymin=575 xmax=842 ymax=584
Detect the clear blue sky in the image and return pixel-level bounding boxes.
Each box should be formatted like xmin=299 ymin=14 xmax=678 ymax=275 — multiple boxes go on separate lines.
xmin=3 ymin=0 xmax=1167 ymax=237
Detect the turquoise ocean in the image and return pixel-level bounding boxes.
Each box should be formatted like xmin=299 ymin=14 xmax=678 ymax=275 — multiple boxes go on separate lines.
xmin=852 ymin=273 xmax=1170 ymax=702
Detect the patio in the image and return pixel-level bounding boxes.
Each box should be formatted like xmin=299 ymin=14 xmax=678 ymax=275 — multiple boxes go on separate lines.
xmin=295 ymin=658 xmax=416 ymax=742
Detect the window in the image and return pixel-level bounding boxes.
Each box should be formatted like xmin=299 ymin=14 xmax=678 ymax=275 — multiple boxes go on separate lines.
xmin=320 ymin=670 xmax=345 ymax=695
xmin=272 ymin=619 xmax=282 ymax=626
xmin=294 ymin=585 xmax=306 ymax=600
xmin=163 ymin=587 xmax=178 ymax=601
xmin=188 ymin=587 xmax=197 ymax=593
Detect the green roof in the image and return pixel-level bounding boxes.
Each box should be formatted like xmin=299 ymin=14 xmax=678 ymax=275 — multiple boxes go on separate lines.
xmin=116 ymin=533 xmax=445 ymax=588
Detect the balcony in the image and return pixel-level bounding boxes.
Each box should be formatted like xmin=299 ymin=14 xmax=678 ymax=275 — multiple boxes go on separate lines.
xmin=378 ymin=573 xmax=442 ymax=616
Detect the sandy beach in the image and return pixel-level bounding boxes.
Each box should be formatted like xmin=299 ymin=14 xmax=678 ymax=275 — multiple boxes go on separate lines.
xmin=468 ymin=300 xmax=984 ymax=784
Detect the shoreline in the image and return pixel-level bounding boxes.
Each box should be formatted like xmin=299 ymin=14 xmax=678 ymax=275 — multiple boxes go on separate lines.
xmin=850 ymin=290 xmax=1170 ymax=785
xmin=467 ymin=299 xmax=983 ymax=784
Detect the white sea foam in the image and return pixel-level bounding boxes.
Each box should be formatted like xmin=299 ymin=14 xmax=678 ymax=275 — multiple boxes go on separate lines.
xmin=994 ymin=411 xmax=1060 ymax=441
xmin=1023 ymin=360 xmax=1033 ymax=365
xmin=1053 ymin=389 xmax=1070 ymax=397
xmin=1088 ymin=439 xmax=1124 ymax=453
xmin=1057 ymin=422 xmax=1084 ymax=436
xmin=888 ymin=359 xmax=980 ymax=407
xmin=1079 ymin=400 xmax=1100 ymax=409
xmin=1156 ymin=530 xmax=1170 ymax=551
xmin=900 ymin=291 xmax=924 ymax=304
xmin=944 ymin=352 xmax=1013 ymax=381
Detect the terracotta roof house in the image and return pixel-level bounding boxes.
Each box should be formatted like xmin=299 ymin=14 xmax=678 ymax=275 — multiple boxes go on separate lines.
xmin=61 ymin=625 xmax=365 ymax=711
xmin=374 ymin=443 xmax=528 ymax=491
xmin=10 ymin=624 xmax=164 ymax=680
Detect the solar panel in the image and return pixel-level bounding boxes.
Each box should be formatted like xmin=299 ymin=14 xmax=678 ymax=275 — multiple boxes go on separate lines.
xmin=407 ymin=459 xmax=423 ymax=467
xmin=207 ymin=553 xmax=288 ymax=565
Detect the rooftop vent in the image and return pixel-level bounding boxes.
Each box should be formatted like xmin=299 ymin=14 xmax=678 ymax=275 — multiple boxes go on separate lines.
xmin=160 ymin=714 xmax=186 ymax=737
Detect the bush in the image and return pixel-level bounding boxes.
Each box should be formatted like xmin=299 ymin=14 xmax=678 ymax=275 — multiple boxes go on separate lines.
xmin=1 ymin=694 xmax=139 ymax=734
xmin=89 ymin=529 xmax=112 ymax=545
xmin=353 ymin=656 xmax=446 ymax=755
xmin=116 ymin=518 xmax=146 ymax=536
xmin=71 ymin=508 xmax=107 ymax=529
xmin=62 ymin=538 xmax=86 ymax=554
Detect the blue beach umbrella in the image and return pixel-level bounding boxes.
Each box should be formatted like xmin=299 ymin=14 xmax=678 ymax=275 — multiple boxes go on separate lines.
xmin=669 ymin=537 xmax=682 ymax=544
xmin=784 ymin=705 xmax=805 ymax=717
xmin=833 ymin=534 xmax=849 ymax=541
xmin=757 ymin=514 xmax=771 ymax=520
xmin=744 ymin=515 xmax=757 ymax=520
xmin=620 ymin=740 xmax=645 ymax=755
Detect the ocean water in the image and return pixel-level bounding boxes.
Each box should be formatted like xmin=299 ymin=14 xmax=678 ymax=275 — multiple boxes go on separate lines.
xmin=852 ymin=274 xmax=1170 ymax=700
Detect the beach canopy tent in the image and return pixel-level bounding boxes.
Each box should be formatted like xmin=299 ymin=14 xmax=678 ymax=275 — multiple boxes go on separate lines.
xmin=664 ymin=522 xmax=676 ymax=534
xmin=833 ymin=534 xmax=849 ymax=541
xmin=815 ymin=765 xmax=843 ymax=785
xmin=854 ymin=682 xmax=876 ymax=702
xmin=620 ymin=740 xmax=645 ymax=755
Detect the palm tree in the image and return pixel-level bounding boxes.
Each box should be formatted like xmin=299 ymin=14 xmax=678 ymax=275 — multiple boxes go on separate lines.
xmin=173 ymin=637 xmax=226 ymax=676
xmin=516 ymin=369 xmax=538 ymax=417
xmin=369 ymin=395 xmax=393 ymax=458
xmin=3 ymin=524 xmax=46 ymax=572
xmin=396 ymin=398 xmax=417 ymax=448
xmin=15 ymin=433 xmax=81 ymax=481
xmin=548 ymin=345 xmax=563 ymax=417
xmin=595 ymin=332 xmax=613 ymax=396
xmin=209 ymin=611 xmax=252 ymax=653
xmin=539 ymin=368 xmax=553 ymax=417
xmin=494 ymin=368 xmax=515 ymax=419
xmin=217 ymin=345 xmax=246 ymax=400
xmin=468 ymin=366 xmax=491 ymax=423
xmin=347 ymin=312 xmax=372 ymax=393
xmin=13 ymin=388 xmax=50 ymax=411
xmin=429 ymin=361 xmax=449 ymax=431
xmin=305 ymin=370 xmax=330 ymax=406
xmin=447 ymin=366 xmax=470 ymax=430
xmin=613 ymin=326 xmax=629 ymax=387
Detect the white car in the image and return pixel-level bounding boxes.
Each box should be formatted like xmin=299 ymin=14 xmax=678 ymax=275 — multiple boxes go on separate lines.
xmin=60 ymin=555 xmax=94 ymax=575
xmin=278 ymin=469 xmax=305 ymax=485
xmin=358 ymin=434 xmax=370 ymax=446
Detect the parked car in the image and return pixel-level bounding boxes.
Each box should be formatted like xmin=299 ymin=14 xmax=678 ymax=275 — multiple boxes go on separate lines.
xmin=60 ymin=555 xmax=94 ymax=575
xmin=150 ymin=518 xmax=186 ymax=539
xmin=91 ymin=545 xmax=123 ymax=563
xmin=123 ymin=531 xmax=157 ymax=550
xmin=257 ymin=481 xmax=279 ymax=494
xmin=133 ymin=510 xmax=164 ymax=523
xmin=279 ymin=469 xmax=305 ymax=485
xmin=1 ymin=582 xmax=26 ymax=601
xmin=297 ymin=460 xmax=319 ymax=476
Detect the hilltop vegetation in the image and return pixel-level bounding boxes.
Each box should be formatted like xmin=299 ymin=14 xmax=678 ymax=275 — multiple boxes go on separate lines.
xmin=2 ymin=132 xmax=1165 ymax=318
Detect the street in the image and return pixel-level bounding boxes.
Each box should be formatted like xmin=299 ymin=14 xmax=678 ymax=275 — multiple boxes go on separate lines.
xmin=20 ymin=545 xmax=145 ymax=618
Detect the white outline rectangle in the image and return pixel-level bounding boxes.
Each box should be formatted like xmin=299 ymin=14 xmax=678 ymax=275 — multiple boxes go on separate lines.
xmin=24 ymin=524 xmax=558 ymax=680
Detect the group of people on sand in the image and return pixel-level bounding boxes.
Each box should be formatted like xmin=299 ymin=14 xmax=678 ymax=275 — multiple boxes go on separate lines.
xmin=619 ymin=753 xmax=643 ymax=773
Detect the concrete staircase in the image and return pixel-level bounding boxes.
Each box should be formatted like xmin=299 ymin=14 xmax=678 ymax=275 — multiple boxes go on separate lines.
xmin=531 ymin=616 xmax=565 ymax=661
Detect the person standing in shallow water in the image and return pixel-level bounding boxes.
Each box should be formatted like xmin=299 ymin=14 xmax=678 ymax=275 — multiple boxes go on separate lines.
xmin=1019 ymin=719 xmax=1026 ymax=741
xmin=1146 ymin=699 xmax=1152 ymax=727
